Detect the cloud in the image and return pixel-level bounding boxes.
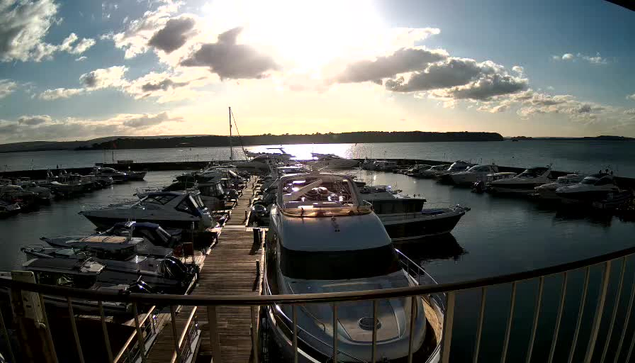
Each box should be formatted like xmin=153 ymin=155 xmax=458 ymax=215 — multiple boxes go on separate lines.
xmin=0 ymin=1 xmax=96 ymax=62
xmin=75 ymin=56 xmax=87 ymax=62
xmin=18 ymin=115 xmax=52 ymax=126
xmin=102 ymin=1 xmax=181 ymax=58
xmin=80 ymin=66 xmax=128 ymax=89
xmin=181 ymin=27 xmax=279 ymax=79
xmin=336 ymin=47 xmax=448 ymax=83
xmin=627 ymin=94 xmax=635 ymax=101
xmin=141 ymin=79 xmax=188 ymax=92
xmin=0 ymin=80 xmax=18 ymax=99
xmin=0 ymin=0 xmax=59 ymax=62
xmin=148 ymin=16 xmax=197 ymax=53
xmin=0 ymin=111 xmax=184 ymax=142
xmin=124 ymin=69 xmax=212 ymax=103
xmin=121 ymin=112 xmax=182 ymax=128
xmin=512 ymin=66 xmax=524 ymax=74
xmin=552 ymin=52 xmax=608 ymax=65
xmin=38 ymin=88 xmax=85 ymax=100
xmin=625 ymin=109 xmax=635 ymax=115
xmin=384 ymin=58 xmax=527 ymax=100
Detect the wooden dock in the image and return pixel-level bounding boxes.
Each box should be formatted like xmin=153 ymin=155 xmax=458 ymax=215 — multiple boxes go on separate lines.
xmin=146 ymin=178 xmax=263 ymax=363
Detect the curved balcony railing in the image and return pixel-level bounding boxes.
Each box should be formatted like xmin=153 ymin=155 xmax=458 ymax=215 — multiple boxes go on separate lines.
xmin=2 ymin=244 xmax=635 ymax=363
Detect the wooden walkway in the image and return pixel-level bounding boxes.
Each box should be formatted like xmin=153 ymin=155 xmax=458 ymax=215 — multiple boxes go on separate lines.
xmin=146 ymin=178 xmax=263 ymax=363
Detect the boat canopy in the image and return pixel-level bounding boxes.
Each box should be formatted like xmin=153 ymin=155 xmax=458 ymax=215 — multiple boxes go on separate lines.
xmin=277 ymin=173 xmax=372 ymax=217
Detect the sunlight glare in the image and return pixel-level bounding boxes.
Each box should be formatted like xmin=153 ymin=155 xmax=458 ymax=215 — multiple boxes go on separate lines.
xmin=203 ymin=0 xmax=386 ymax=72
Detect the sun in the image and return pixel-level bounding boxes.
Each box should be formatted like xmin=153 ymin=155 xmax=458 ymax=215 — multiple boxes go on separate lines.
xmin=203 ymin=0 xmax=387 ymax=72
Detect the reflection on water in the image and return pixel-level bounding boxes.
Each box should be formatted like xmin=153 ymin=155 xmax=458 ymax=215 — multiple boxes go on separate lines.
xmin=395 ymin=234 xmax=466 ymax=263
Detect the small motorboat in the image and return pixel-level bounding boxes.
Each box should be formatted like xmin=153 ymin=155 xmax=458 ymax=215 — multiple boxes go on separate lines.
xmin=418 ymin=164 xmax=451 ymax=178
xmin=437 ymin=161 xmax=475 ymax=183
xmin=0 ymin=201 xmax=20 ymax=218
xmin=360 ymin=185 xmax=467 ymax=241
xmin=533 ymin=174 xmax=585 ymax=200
xmin=0 ymin=258 xmax=153 ymax=315
xmin=556 ymin=173 xmax=631 ymax=207
xmin=92 ymin=166 xmax=128 ymax=183
xmin=21 ymin=246 xmax=198 ymax=295
xmin=308 ymin=153 xmax=360 ymax=170
xmin=488 ymin=166 xmax=552 ymax=194
xmin=80 ymin=191 xmax=214 ymax=231
xmin=449 ymin=164 xmax=499 ymax=186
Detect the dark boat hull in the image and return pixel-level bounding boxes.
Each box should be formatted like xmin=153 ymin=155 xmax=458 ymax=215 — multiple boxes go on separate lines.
xmin=83 ymin=214 xmax=201 ymax=231
xmin=380 ymin=209 xmax=465 ymax=242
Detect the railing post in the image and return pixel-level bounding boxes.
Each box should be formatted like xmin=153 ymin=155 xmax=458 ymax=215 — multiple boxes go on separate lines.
xmin=170 ymin=306 xmax=182 ymax=363
xmin=99 ymin=301 xmax=114 ymax=363
xmin=372 ymin=300 xmax=378 ymax=363
xmin=67 ymin=298 xmax=85 ymax=363
xmin=292 ymin=305 xmax=298 ymax=363
xmin=548 ymin=272 xmax=568 ymax=363
xmin=132 ymin=303 xmax=147 ymax=363
xmin=584 ymin=261 xmax=611 ymax=363
xmin=407 ymin=295 xmax=417 ymax=363
xmin=526 ymin=277 xmax=544 ymax=363
xmin=614 ymin=268 xmax=635 ymax=363
xmin=332 ymin=303 xmax=338 ymax=363
xmin=568 ymin=267 xmax=591 ymax=363
xmin=501 ymin=282 xmax=517 ymax=363
xmin=251 ymin=305 xmax=259 ymax=363
xmin=601 ymin=257 xmax=627 ymax=363
xmin=441 ymin=292 xmax=456 ymax=363
xmin=207 ymin=306 xmax=223 ymax=363
xmin=473 ymin=287 xmax=487 ymax=363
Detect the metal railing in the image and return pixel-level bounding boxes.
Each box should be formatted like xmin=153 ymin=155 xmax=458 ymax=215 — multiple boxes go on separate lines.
xmin=3 ymin=245 xmax=635 ymax=362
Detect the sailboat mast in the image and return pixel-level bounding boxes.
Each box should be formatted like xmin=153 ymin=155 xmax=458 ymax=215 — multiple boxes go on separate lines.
xmin=228 ymin=106 xmax=233 ymax=161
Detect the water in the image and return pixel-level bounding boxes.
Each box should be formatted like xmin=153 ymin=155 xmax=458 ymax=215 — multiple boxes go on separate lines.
xmin=2 ymin=140 xmax=635 ymax=177
xmin=0 ymin=166 xmax=633 ymax=361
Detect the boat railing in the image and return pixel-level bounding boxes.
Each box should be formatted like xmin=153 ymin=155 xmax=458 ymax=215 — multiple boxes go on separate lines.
xmin=113 ymin=305 xmax=158 ymax=363
xmin=4 ymin=245 xmax=635 ymax=363
xmin=396 ymin=249 xmax=447 ymax=312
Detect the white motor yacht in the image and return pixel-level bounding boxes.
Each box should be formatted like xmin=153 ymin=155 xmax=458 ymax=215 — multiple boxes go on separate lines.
xmin=361 ymin=185 xmax=467 ymax=241
xmin=93 ymin=166 xmax=128 ymax=183
xmin=449 ymin=164 xmax=499 ymax=185
xmin=264 ymin=173 xmax=444 ymax=362
xmin=555 ymin=173 xmax=628 ymax=204
xmin=488 ymin=166 xmax=552 ymax=194
xmin=309 ymin=153 xmax=360 ymax=170
xmin=533 ymin=174 xmax=585 ymax=200
xmin=80 ymin=191 xmax=213 ymax=231
xmin=437 ymin=161 xmax=474 ymax=182
xmin=418 ymin=164 xmax=451 ymax=178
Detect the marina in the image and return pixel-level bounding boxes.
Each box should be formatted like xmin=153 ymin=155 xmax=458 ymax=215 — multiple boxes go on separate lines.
xmin=0 ymin=146 xmax=635 ymax=362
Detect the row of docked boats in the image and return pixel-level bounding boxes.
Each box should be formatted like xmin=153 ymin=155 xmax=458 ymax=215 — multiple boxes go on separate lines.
xmin=0 ymin=166 xmax=147 ymax=218
xmin=394 ymin=161 xmax=633 ymax=209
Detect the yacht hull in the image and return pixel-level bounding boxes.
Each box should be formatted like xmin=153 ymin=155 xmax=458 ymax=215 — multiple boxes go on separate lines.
xmin=380 ymin=208 xmax=465 ymax=242
xmin=82 ymin=214 xmax=202 ymax=231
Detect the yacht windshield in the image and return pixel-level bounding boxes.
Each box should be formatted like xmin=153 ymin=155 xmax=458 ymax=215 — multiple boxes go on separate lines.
xmin=581 ymin=177 xmax=598 ymax=185
xmin=520 ymin=168 xmax=548 ymax=178
xmin=280 ymin=244 xmax=401 ymax=280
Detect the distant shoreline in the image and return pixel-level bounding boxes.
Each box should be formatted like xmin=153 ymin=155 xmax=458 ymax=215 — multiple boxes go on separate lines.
xmin=0 ymin=133 xmax=632 ymax=154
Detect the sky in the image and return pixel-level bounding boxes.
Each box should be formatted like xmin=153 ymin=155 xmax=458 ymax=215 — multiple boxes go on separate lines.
xmin=0 ymin=0 xmax=634 ymax=143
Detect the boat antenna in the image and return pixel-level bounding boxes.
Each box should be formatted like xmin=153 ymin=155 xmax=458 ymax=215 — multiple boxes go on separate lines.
xmin=228 ymin=106 xmax=233 ymax=161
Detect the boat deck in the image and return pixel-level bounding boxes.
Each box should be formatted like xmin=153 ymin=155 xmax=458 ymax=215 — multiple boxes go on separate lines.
xmin=146 ymin=177 xmax=263 ymax=363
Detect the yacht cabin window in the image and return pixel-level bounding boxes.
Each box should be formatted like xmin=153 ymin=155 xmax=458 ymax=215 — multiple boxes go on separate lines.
xmin=279 ymin=244 xmax=401 ymax=280
xmin=144 ymin=194 xmax=177 ymax=205
xmin=176 ymin=198 xmax=197 ymax=215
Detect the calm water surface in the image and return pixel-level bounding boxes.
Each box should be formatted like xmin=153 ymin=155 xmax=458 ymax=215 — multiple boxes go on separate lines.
xmin=2 ymin=140 xmax=635 ymax=177
xmin=0 ymin=168 xmax=633 ymax=361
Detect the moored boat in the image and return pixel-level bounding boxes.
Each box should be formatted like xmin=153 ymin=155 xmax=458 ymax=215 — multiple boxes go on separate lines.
xmin=263 ymin=173 xmax=444 ymax=362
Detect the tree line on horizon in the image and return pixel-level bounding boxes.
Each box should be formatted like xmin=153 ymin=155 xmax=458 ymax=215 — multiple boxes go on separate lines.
xmin=77 ymin=131 xmax=505 ymax=150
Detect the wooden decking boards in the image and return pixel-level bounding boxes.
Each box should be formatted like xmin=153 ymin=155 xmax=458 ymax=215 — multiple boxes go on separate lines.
xmin=146 ymin=178 xmax=263 ymax=363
